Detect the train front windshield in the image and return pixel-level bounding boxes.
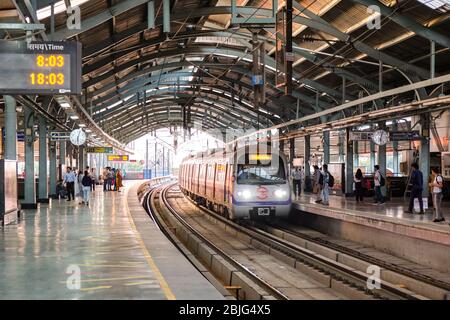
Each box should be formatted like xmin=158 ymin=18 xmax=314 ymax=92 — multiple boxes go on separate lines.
xmin=237 ymin=156 xmax=286 ymax=185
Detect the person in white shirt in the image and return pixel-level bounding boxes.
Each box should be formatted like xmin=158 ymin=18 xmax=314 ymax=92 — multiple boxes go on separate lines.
xmin=429 ymin=167 xmax=445 ymax=223
xmin=292 ymin=167 xmax=302 ymax=199
xmin=373 ymin=165 xmax=385 ymax=205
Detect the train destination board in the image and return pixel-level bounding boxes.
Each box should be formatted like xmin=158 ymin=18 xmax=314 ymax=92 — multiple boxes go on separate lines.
xmin=0 ymin=41 xmax=81 ymax=95
xmin=86 ymin=147 xmax=113 ymax=154
xmin=107 ymin=155 xmax=129 ymax=162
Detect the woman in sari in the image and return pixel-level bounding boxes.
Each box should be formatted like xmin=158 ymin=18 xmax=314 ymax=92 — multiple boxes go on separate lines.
xmin=116 ymin=169 xmax=123 ymax=192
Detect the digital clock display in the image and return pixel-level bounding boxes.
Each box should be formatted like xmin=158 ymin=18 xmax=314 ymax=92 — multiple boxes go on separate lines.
xmin=0 ymin=41 xmax=81 ymax=95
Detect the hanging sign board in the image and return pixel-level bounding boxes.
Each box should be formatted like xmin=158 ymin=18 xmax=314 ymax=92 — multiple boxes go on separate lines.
xmin=49 ymin=132 xmax=69 ymax=141
xmin=285 ymin=52 xmax=295 ymax=61
xmin=86 ymin=146 xmax=113 ymax=153
xmin=390 ymin=131 xmax=421 ymax=141
xmin=349 ymin=131 xmax=373 ymax=141
xmin=107 ymin=155 xmax=129 ymax=162
xmin=0 ymin=41 xmax=82 ymax=95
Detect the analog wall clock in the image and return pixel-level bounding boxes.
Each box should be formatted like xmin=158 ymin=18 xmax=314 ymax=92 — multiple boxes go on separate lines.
xmin=372 ymin=129 xmax=389 ymax=146
xmin=70 ymin=128 xmax=86 ymax=146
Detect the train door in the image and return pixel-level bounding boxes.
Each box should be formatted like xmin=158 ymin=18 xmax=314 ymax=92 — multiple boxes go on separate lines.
xmin=212 ymin=164 xmax=217 ymax=201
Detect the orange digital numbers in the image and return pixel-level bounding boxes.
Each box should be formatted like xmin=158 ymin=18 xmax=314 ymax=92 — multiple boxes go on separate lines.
xmin=36 ymin=55 xmax=65 ymax=68
xmin=30 ymin=73 xmax=65 ymax=86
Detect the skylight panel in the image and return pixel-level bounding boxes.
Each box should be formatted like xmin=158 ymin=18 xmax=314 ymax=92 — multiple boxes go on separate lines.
xmin=417 ymin=0 xmax=450 ymax=12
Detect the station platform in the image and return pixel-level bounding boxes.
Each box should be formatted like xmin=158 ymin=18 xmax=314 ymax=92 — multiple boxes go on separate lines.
xmin=292 ymin=194 xmax=450 ymax=273
xmin=0 ymin=181 xmax=224 ymax=300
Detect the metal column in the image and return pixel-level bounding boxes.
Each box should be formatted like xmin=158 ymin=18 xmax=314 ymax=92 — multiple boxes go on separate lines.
xmin=338 ymin=131 xmax=345 ymax=163
xmin=420 ymin=113 xmax=431 ymax=197
xmin=370 ymin=141 xmax=376 ymax=173
xmin=323 ymin=131 xmax=330 ymax=165
xmin=392 ymin=121 xmax=399 ymax=174
xmin=289 ymin=138 xmax=295 ymax=166
xmin=378 ymin=122 xmax=387 ymax=196
xmin=345 ymin=128 xmax=354 ymax=196
xmin=285 ymin=0 xmax=293 ymax=95
xmin=49 ymin=141 xmax=57 ymax=198
xmin=38 ymin=117 xmax=48 ymax=202
xmin=4 ymin=95 xmax=17 ymax=160
xmin=23 ymin=106 xmax=37 ymax=209
xmin=304 ymin=135 xmax=311 ymax=191
xmin=430 ymin=40 xmax=435 ymax=79
xmin=78 ymin=146 xmax=85 ymax=170
xmin=353 ymin=141 xmax=359 ymax=168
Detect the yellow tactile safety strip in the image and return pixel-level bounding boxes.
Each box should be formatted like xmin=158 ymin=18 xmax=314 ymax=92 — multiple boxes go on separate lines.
xmin=123 ymin=187 xmax=176 ymax=300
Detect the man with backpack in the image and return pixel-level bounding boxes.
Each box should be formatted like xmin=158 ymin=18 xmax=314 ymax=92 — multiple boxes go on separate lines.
xmin=405 ymin=163 xmax=424 ymax=214
xmin=320 ymin=164 xmax=334 ymax=206
xmin=429 ymin=167 xmax=446 ymax=222
xmin=373 ymin=165 xmax=385 ymax=205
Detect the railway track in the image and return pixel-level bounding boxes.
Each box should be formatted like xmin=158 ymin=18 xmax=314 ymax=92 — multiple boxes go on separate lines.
xmin=251 ymin=220 xmax=450 ymax=299
xmin=140 ymin=182 xmax=432 ymax=300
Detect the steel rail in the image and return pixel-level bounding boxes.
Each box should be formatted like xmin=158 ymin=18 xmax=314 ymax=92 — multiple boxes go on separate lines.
xmin=160 ymin=183 xmax=289 ymax=300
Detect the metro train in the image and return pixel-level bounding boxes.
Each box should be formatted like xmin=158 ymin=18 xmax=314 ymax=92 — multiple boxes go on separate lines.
xmin=179 ymin=144 xmax=292 ymax=220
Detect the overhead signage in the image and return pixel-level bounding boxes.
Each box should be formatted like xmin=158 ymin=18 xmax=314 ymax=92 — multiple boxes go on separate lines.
xmin=86 ymin=146 xmax=113 ymax=154
xmin=390 ymin=131 xmax=421 ymax=141
xmin=251 ymin=75 xmax=263 ymax=86
xmin=49 ymin=131 xmax=69 ymax=141
xmin=1 ymin=128 xmax=25 ymax=142
xmin=349 ymin=131 xmax=373 ymax=141
xmin=285 ymin=52 xmax=295 ymax=61
xmin=107 ymin=155 xmax=129 ymax=162
xmin=0 ymin=41 xmax=82 ymax=95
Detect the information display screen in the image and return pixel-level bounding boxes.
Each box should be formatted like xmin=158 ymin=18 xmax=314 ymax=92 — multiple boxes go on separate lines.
xmin=0 ymin=41 xmax=81 ymax=95
xmin=107 ymin=155 xmax=129 ymax=162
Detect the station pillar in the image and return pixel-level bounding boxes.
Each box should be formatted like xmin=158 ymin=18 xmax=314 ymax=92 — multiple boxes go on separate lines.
xmin=323 ymin=131 xmax=330 ymax=165
xmin=378 ymin=122 xmax=387 ymax=196
xmin=2 ymin=95 xmax=19 ymax=224
xmin=420 ymin=113 xmax=431 ymax=197
xmin=289 ymin=138 xmax=295 ymax=166
xmin=38 ymin=117 xmax=49 ymax=203
xmin=392 ymin=121 xmax=399 ymax=174
xmin=338 ymin=130 xmax=345 ymax=163
xmin=4 ymin=95 xmax=17 ymax=160
xmin=59 ymin=141 xmax=66 ymax=180
xmin=370 ymin=141 xmax=376 ymax=173
xmin=304 ymin=135 xmax=311 ymax=191
xmin=49 ymin=141 xmax=57 ymax=198
xmin=345 ymin=128 xmax=354 ymax=196
xmin=23 ymin=106 xmax=37 ymax=209
xmin=78 ymin=145 xmax=85 ymax=170
xmin=353 ymin=141 xmax=359 ymax=168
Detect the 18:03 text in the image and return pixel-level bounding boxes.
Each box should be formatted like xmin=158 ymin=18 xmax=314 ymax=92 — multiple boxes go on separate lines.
xmin=30 ymin=73 xmax=64 ymax=86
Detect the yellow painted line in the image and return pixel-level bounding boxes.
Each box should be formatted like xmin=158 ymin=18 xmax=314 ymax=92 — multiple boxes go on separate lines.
xmin=78 ymin=264 xmax=144 ymax=268
xmin=59 ymin=275 xmax=150 ymax=284
xmin=124 ymin=186 xmax=176 ymax=300
xmin=125 ymin=280 xmax=159 ymax=286
xmin=80 ymin=285 xmax=112 ymax=291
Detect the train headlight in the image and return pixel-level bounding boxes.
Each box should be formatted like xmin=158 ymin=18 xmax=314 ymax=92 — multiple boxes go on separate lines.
xmin=238 ymin=190 xmax=252 ymax=199
xmin=274 ymin=189 xmax=287 ymax=198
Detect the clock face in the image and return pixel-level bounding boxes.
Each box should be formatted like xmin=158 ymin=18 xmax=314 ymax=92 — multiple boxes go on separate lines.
xmin=372 ymin=130 xmax=389 ymax=146
xmin=70 ymin=129 xmax=86 ymax=146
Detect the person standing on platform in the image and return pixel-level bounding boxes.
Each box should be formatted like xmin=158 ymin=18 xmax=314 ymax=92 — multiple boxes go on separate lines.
xmin=313 ymin=165 xmax=322 ymax=203
xmin=429 ymin=167 xmax=445 ymax=222
xmin=405 ymin=163 xmax=424 ymax=214
xmin=90 ymin=168 xmax=96 ymax=192
xmin=103 ymin=167 xmax=108 ymax=191
xmin=63 ymin=167 xmax=76 ymax=201
xmin=292 ymin=167 xmax=302 ymax=200
xmin=321 ymin=164 xmax=330 ymax=206
xmin=81 ymin=170 xmax=93 ymax=205
xmin=77 ymin=170 xmax=84 ymax=204
xmin=354 ymin=168 xmax=364 ymax=202
xmin=116 ymin=169 xmax=124 ymax=192
xmin=373 ymin=165 xmax=385 ymax=205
